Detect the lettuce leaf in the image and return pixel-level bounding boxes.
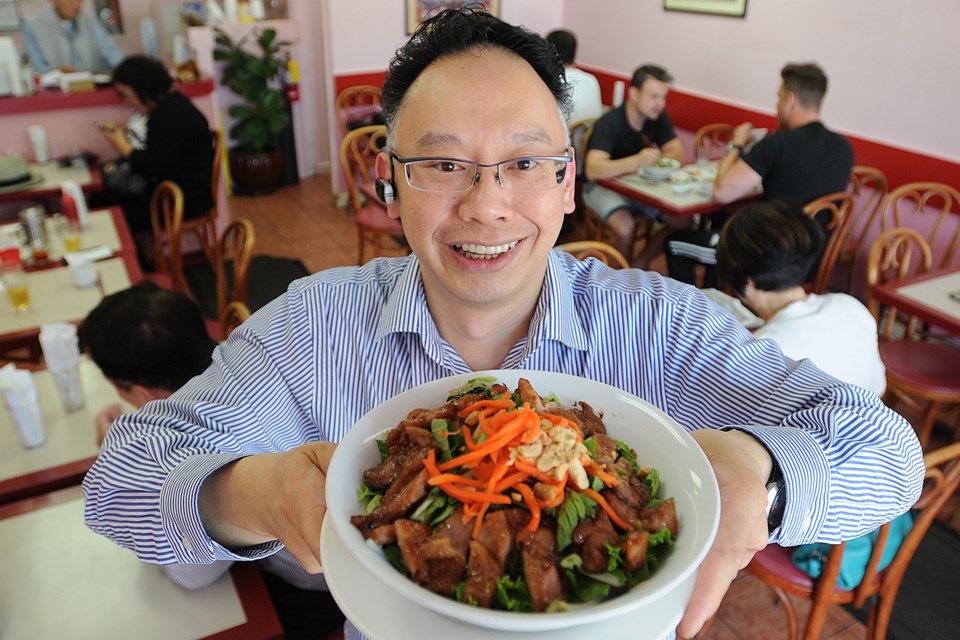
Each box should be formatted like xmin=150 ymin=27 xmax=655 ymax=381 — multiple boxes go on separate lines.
xmin=556 ymin=491 xmax=597 ymax=551
xmin=495 ymin=574 xmax=533 ymax=612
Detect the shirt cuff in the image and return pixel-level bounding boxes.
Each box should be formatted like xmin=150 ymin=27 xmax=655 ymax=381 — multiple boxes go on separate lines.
xmin=729 ymin=425 xmax=831 ymax=546
xmin=159 ymin=453 xmax=284 ymax=564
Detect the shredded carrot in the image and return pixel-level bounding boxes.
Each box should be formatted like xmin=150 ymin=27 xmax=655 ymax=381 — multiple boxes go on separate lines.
xmin=575 ymin=486 xmax=632 ymax=531
xmin=540 ymin=476 xmax=568 ymax=509
xmin=427 ymin=473 xmax=486 ymax=488
xmin=587 ymin=461 xmax=620 ymax=487
xmin=514 ymin=483 xmax=541 ymax=531
xmin=458 ymin=397 xmax=515 ymax=417
xmin=513 ymin=459 xmax=558 ymax=484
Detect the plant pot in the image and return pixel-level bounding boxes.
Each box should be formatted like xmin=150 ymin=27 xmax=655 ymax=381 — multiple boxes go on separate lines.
xmin=229 ymin=149 xmax=284 ymax=195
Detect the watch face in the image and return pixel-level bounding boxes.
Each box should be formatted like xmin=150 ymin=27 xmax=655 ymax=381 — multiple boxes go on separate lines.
xmin=766 ymin=481 xmax=785 ymax=532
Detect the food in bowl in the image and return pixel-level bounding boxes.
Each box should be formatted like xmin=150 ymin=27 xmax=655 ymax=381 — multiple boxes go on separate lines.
xmin=670 ymin=171 xmax=693 ymax=195
xmin=350 ymin=377 xmax=678 ymax=614
xmin=640 ymin=158 xmax=682 ymax=180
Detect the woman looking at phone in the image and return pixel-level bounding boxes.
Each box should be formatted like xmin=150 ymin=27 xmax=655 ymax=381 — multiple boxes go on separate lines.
xmin=96 ymin=55 xmax=214 ymax=261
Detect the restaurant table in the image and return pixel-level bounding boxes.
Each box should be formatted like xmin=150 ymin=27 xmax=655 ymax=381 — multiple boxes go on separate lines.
xmin=0 ymin=160 xmax=103 ymax=205
xmin=596 ymin=163 xmax=761 ymax=219
xmin=0 ymin=206 xmax=136 ymax=263
xmin=872 ymin=268 xmax=960 ymax=335
xmin=0 ymin=485 xmax=283 ymax=640
xmin=0 ymin=255 xmax=142 ymax=352
xmin=0 ymin=358 xmax=134 ymax=504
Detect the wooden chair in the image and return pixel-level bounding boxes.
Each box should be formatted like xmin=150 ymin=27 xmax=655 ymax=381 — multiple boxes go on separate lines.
xmin=214 ymin=218 xmax=255 ymax=317
xmin=149 ymin=180 xmax=186 ymax=293
xmin=556 ymin=240 xmax=630 ymax=269
xmin=219 ymin=301 xmax=251 ymax=341
xmin=339 ymin=125 xmax=407 ymax=264
xmin=335 ymin=85 xmax=382 ymax=136
xmin=802 ymin=191 xmax=855 ymax=294
xmin=693 ymin=123 xmax=734 ymax=162
xmin=180 ymin=129 xmax=223 ymax=264
xmin=836 ymin=166 xmax=889 ymax=294
xmin=746 ymin=440 xmax=960 ymax=640
xmin=881 ymin=182 xmax=960 ymax=272
xmin=866 ymin=228 xmax=960 ymax=448
xmin=568 ymin=118 xmax=606 ymax=242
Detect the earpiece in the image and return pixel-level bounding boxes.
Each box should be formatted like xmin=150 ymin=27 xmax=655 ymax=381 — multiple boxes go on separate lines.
xmin=375 ymin=178 xmax=395 ymax=205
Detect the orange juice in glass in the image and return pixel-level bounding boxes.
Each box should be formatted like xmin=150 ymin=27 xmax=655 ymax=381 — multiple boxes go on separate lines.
xmin=7 ymin=284 xmax=30 ymax=310
xmin=63 ymin=232 xmax=82 ymax=252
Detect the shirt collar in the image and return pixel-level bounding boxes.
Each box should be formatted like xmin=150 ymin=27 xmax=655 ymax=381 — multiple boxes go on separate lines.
xmin=375 ymin=251 xmax=588 ymax=367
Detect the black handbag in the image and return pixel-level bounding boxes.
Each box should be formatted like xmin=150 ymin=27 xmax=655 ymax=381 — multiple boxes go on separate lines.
xmin=101 ymin=158 xmax=152 ymax=199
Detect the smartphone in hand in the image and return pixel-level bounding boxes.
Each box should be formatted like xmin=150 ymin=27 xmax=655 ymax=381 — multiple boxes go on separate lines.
xmin=94 ymin=122 xmax=115 ymax=132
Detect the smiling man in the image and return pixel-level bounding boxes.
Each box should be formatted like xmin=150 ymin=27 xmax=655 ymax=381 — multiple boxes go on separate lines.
xmin=83 ymin=9 xmax=922 ymax=640
xmin=22 ymin=0 xmax=124 ymax=74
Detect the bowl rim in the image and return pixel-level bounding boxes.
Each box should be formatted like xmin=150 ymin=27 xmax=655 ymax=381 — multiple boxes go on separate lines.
xmin=324 ymin=370 xmax=720 ymax=632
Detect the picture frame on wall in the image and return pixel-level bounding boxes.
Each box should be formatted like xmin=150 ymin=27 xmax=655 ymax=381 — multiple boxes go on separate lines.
xmin=664 ymin=0 xmax=747 ymax=18
xmin=406 ymin=0 xmax=501 ymax=35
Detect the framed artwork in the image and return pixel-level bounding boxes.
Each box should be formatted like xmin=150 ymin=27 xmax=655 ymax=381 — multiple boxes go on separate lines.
xmin=664 ymin=0 xmax=747 ymax=17
xmin=406 ymin=0 xmax=501 ymax=35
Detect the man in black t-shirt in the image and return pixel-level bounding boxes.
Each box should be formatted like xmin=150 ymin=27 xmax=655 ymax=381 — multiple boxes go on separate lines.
xmin=667 ymin=62 xmax=853 ymax=286
xmin=584 ymin=64 xmax=690 ymax=266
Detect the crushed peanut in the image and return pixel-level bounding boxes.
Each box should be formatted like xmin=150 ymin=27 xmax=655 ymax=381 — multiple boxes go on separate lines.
xmin=510 ymin=420 xmax=590 ymax=489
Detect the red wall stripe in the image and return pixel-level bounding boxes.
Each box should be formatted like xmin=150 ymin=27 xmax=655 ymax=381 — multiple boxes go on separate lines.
xmin=334 ymin=68 xmax=960 ymax=190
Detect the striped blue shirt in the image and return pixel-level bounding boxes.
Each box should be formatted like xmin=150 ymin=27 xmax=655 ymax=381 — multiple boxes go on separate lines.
xmin=83 ymin=250 xmax=923 ymax=584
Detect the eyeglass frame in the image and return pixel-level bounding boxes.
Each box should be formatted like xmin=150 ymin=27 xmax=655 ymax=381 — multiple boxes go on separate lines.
xmin=388 ymin=150 xmax=575 ymax=193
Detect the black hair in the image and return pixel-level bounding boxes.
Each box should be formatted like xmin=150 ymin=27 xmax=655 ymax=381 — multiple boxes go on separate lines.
xmin=631 ymin=64 xmax=673 ymax=90
xmin=716 ymin=200 xmax=825 ymax=296
xmin=781 ymin=63 xmax=828 ymax=110
xmin=111 ymin=55 xmax=175 ymax=105
xmin=78 ymin=281 xmax=216 ymax=392
xmin=381 ymin=5 xmax=572 ymax=129
xmin=546 ymin=29 xmax=576 ymax=66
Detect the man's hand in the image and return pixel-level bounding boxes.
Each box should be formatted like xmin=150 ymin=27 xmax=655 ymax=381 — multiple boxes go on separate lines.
xmin=199 ymin=442 xmax=337 ymax=574
xmin=95 ymin=403 xmax=123 ymax=446
xmin=732 ymin=122 xmax=754 ymax=147
xmin=677 ymin=429 xmax=772 ymax=638
xmin=636 ymin=147 xmax=662 ymax=168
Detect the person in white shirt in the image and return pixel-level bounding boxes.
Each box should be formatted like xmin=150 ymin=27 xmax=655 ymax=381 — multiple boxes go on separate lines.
xmin=22 ymin=0 xmax=124 ymax=74
xmin=546 ymin=29 xmax=602 ymax=123
xmin=716 ymin=200 xmax=886 ymax=396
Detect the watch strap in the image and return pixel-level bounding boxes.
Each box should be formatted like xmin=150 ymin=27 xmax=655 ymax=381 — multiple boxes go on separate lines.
xmin=766 ymin=459 xmax=786 ymax=533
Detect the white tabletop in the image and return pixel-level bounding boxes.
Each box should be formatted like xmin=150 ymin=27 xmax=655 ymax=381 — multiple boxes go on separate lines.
xmin=24 ymin=161 xmax=95 ymax=192
xmin=897 ymin=271 xmax=960 ymax=323
xmin=0 ymin=209 xmax=123 ymax=261
xmin=612 ymin=172 xmax=715 ymax=211
xmin=0 ymin=358 xmax=133 ymax=486
xmin=0 ymin=256 xmax=132 ymax=337
xmin=0 ymin=490 xmax=248 ymax=640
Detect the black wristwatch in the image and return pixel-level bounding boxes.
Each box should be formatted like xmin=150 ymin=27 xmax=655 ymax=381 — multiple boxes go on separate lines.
xmin=726 ymin=142 xmax=746 ymax=154
xmin=766 ymin=460 xmax=786 ymax=533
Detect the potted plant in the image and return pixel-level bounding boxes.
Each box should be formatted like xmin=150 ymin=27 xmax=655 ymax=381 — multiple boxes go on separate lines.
xmin=213 ymin=27 xmax=291 ymax=194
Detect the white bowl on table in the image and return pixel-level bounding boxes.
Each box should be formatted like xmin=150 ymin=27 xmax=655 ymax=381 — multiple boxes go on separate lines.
xmin=639 ymin=158 xmax=681 ymax=181
xmin=323 ymin=370 xmax=720 ymax=638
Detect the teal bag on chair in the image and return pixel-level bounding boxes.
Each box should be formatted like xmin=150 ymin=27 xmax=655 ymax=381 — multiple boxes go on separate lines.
xmin=791 ymin=512 xmax=914 ymax=590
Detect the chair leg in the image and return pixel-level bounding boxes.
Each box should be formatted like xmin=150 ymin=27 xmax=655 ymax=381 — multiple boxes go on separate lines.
xmin=867 ymin=595 xmax=896 ymax=640
xmin=917 ymin=400 xmax=941 ymax=450
xmin=769 ymin=585 xmax=799 ymax=640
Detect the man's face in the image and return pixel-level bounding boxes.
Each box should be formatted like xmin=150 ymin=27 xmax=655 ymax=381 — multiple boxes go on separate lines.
xmin=52 ymin=0 xmax=83 ymax=20
xmin=631 ymin=77 xmax=669 ymax=122
xmin=378 ymin=48 xmax=574 ymax=311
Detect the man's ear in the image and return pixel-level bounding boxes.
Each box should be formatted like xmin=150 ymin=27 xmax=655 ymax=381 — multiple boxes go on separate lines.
xmin=375 ymin=152 xmax=399 ymax=216
xmin=563 ymin=153 xmax=576 ymax=214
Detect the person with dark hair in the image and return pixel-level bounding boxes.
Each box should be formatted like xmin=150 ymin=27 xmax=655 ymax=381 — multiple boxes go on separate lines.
xmin=22 ymin=0 xmax=123 ymax=74
xmin=83 ymin=9 xmax=922 ymax=640
xmin=716 ymin=201 xmax=885 ymax=395
xmin=546 ymin=29 xmax=601 ymax=123
xmin=80 ymin=281 xmax=346 ymax=637
xmin=667 ymin=61 xmax=853 ymax=286
xmin=96 ymin=55 xmax=214 ymax=243
xmin=583 ymin=63 xmax=691 ymax=267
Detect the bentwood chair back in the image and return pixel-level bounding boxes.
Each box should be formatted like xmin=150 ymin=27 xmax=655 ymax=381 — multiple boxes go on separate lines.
xmin=881 ymin=182 xmax=960 ymax=271
xmin=179 ymin=129 xmax=222 ymax=264
xmin=556 ymin=241 xmax=630 ymax=269
xmin=219 ymin=301 xmax=251 ymax=341
xmin=693 ymin=123 xmax=734 ymax=162
xmin=568 ymin=118 xmax=608 ymax=243
xmin=339 ymin=125 xmax=407 ymax=264
xmin=802 ymin=192 xmax=855 ymax=294
xmin=837 ymin=166 xmax=889 ymax=295
xmin=149 ymin=180 xmax=186 ymax=293
xmin=747 ymin=440 xmax=960 ymax=640
xmin=214 ymin=218 xmax=255 ymax=318
xmin=866 ymin=227 xmax=960 ymax=448
xmin=335 ymin=85 xmax=382 ymax=136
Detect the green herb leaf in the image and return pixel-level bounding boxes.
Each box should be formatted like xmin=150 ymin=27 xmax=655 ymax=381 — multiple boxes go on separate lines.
xmin=582 ymin=436 xmax=597 ymax=458
xmin=431 ymin=418 xmax=455 ymax=462
xmin=644 ymin=467 xmax=661 ymax=497
xmin=495 ymin=574 xmax=533 ymax=612
xmin=446 ymin=376 xmax=497 ymax=400
xmin=614 ymin=439 xmax=640 ymax=474
xmin=375 ymin=439 xmax=389 ymax=463
xmin=556 ymin=491 xmax=598 ymax=551
xmin=648 ymin=527 xmax=675 ymax=548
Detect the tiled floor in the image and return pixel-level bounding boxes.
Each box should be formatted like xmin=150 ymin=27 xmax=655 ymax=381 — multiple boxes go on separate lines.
xmin=229 ymin=174 xmax=959 ymax=640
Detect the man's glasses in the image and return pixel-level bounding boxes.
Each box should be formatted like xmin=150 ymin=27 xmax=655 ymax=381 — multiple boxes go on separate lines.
xmin=390 ymin=151 xmax=573 ymax=193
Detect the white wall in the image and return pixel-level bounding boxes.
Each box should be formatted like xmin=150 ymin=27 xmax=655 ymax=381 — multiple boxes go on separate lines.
xmin=563 ymin=0 xmax=960 ymax=163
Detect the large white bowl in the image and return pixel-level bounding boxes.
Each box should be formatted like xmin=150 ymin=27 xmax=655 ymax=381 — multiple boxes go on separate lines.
xmin=324 ymin=370 xmax=720 ymax=634
xmin=639 ymin=158 xmax=681 ymax=181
